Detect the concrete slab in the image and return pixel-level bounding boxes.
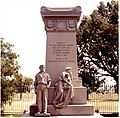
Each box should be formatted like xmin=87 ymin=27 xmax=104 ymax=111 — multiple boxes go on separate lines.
xmin=22 ymin=113 xmax=103 ymax=117
xmin=35 ymin=112 xmax=50 ymax=117
xmin=30 ymin=104 xmax=94 ymax=116
xmin=48 ymin=104 xmax=94 ymax=116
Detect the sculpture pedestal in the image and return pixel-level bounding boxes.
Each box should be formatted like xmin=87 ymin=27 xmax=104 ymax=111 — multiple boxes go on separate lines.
xmin=35 ymin=112 xmax=50 ymax=117
xmin=30 ymin=104 xmax=38 ymax=116
xmin=48 ymin=86 xmax=87 ymax=105
xmin=30 ymin=86 xmax=94 ymax=116
xmin=48 ymin=104 xmax=93 ymax=116
xmin=30 ymin=104 xmax=93 ymax=116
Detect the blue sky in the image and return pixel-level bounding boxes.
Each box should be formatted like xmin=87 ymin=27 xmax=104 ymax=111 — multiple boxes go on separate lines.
xmin=0 ymin=0 xmax=111 ymax=79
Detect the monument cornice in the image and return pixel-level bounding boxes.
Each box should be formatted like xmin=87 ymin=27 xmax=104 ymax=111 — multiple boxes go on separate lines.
xmin=43 ymin=16 xmax=79 ymax=20
xmin=41 ymin=6 xmax=82 ymax=21
xmin=41 ymin=6 xmax=82 ymax=32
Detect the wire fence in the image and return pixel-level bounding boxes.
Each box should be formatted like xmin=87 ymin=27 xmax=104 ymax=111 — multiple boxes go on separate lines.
xmin=2 ymin=91 xmax=36 ymax=114
xmin=88 ymin=92 xmax=118 ymax=114
xmin=2 ymin=86 xmax=119 ymax=116
xmin=88 ymin=84 xmax=119 ymax=114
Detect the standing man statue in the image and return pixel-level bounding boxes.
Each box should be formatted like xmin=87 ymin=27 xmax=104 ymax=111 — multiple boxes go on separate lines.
xmin=34 ymin=65 xmax=51 ymax=116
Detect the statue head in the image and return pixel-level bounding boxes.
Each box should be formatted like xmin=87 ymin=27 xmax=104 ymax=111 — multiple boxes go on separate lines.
xmin=39 ymin=65 xmax=45 ymax=72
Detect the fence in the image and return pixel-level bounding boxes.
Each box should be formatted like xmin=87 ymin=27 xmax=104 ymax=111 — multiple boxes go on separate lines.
xmin=2 ymin=91 xmax=36 ymax=116
xmin=2 ymin=87 xmax=119 ymax=116
xmin=88 ymin=92 xmax=118 ymax=114
xmin=89 ymin=84 xmax=118 ymax=114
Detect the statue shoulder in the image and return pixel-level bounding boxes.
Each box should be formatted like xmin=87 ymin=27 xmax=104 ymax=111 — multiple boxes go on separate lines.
xmin=35 ymin=73 xmax=40 ymax=77
xmin=45 ymin=72 xmax=50 ymax=76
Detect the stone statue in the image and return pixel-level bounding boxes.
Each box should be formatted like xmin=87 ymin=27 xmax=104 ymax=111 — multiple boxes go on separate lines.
xmin=53 ymin=67 xmax=74 ymax=108
xmin=34 ymin=65 xmax=51 ymax=116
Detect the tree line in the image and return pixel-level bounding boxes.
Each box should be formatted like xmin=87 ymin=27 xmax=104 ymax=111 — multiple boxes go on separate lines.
xmin=77 ymin=0 xmax=118 ymax=94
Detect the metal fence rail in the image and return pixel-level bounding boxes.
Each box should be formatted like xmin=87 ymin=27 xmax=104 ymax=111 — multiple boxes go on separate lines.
xmin=3 ymin=92 xmax=36 ymax=114
xmin=88 ymin=92 xmax=119 ymax=114
xmin=2 ymin=88 xmax=119 ymax=115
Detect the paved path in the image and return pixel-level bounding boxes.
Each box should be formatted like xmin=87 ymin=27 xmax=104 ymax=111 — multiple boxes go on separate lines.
xmin=22 ymin=113 xmax=103 ymax=118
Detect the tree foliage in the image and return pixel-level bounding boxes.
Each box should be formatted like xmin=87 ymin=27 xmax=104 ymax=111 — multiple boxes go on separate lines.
xmin=17 ymin=77 xmax=33 ymax=93
xmin=1 ymin=37 xmax=21 ymax=107
xmin=1 ymin=37 xmax=34 ymax=105
xmin=77 ymin=1 xmax=118 ymax=92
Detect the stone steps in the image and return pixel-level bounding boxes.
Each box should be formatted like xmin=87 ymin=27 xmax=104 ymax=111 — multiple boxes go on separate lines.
xmin=48 ymin=104 xmax=94 ymax=116
xmin=29 ymin=104 xmax=94 ymax=116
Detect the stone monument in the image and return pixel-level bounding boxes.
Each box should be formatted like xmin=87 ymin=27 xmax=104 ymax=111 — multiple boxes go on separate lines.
xmin=30 ymin=6 xmax=94 ymax=116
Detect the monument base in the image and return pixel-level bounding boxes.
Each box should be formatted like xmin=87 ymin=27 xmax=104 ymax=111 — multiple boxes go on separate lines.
xmin=30 ymin=86 xmax=94 ymax=116
xmin=30 ymin=104 xmax=94 ymax=116
xmin=30 ymin=104 xmax=38 ymax=116
xmin=35 ymin=112 xmax=50 ymax=117
xmin=48 ymin=104 xmax=94 ymax=116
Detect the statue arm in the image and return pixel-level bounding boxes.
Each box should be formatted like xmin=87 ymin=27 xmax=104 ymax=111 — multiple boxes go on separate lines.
xmin=34 ymin=75 xmax=37 ymax=93
xmin=70 ymin=72 xmax=73 ymax=80
xmin=47 ymin=74 xmax=51 ymax=88
xmin=62 ymin=77 xmax=72 ymax=86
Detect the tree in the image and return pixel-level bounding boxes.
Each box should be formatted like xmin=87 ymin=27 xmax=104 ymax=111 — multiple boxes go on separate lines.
xmin=77 ymin=1 xmax=118 ymax=93
xmin=17 ymin=77 xmax=33 ymax=100
xmin=23 ymin=77 xmax=33 ymax=88
xmin=1 ymin=37 xmax=21 ymax=109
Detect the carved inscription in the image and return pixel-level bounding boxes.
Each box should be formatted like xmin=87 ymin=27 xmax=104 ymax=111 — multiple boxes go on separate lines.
xmin=48 ymin=41 xmax=75 ymax=62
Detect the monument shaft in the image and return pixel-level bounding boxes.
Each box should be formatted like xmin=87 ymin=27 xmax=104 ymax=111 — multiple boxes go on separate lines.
xmin=41 ymin=6 xmax=82 ymax=85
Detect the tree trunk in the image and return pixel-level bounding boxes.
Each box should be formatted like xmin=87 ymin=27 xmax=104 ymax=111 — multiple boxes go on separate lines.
xmin=20 ymin=92 xmax=22 ymax=100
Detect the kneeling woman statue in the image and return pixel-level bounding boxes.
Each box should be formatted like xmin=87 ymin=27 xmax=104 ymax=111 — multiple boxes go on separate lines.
xmin=53 ymin=67 xmax=74 ymax=108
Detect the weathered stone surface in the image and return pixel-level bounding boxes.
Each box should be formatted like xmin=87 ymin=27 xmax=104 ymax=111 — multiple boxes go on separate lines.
xmin=41 ymin=6 xmax=82 ymax=85
xmin=72 ymin=79 xmax=82 ymax=86
xmin=35 ymin=112 xmax=50 ymax=117
xmin=45 ymin=32 xmax=79 ymax=86
xmin=30 ymin=104 xmax=94 ymax=116
xmin=48 ymin=104 xmax=94 ymax=116
xmin=48 ymin=86 xmax=87 ymax=105
xmin=29 ymin=104 xmax=38 ymax=116
xmin=41 ymin=6 xmax=82 ymax=32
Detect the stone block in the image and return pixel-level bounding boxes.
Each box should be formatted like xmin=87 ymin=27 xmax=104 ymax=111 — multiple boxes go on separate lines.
xmin=29 ymin=104 xmax=38 ymax=116
xmin=48 ymin=86 xmax=87 ymax=104
xmin=35 ymin=112 xmax=50 ymax=117
xmin=72 ymin=86 xmax=87 ymax=104
xmin=48 ymin=104 xmax=94 ymax=116
xmin=72 ymin=79 xmax=82 ymax=86
xmin=29 ymin=104 xmax=94 ymax=116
